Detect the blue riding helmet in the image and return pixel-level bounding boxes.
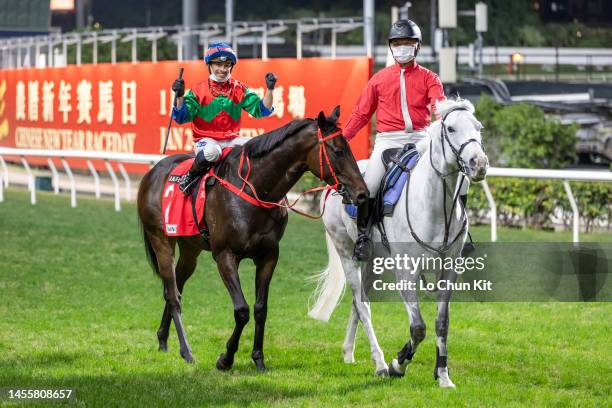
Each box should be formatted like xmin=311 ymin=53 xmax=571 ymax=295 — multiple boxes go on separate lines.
xmin=204 ymin=42 xmax=238 ymax=65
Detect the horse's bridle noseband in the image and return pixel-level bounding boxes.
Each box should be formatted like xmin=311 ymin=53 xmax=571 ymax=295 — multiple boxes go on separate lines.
xmin=430 ymin=107 xmax=485 ymax=179
xmin=317 ymin=127 xmax=350 ymax=200
xmin=407 ymin=107 xmax=484 ymax=257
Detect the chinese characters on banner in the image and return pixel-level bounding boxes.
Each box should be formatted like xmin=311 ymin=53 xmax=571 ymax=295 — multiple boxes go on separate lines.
xmin=0 ymin=58 xmax=371 ymax=171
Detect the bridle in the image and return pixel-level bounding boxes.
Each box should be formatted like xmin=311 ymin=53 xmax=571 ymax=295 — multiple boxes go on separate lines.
xmin=212 ymin=124 xmax=349 ymax=219
xmin=316 ymin=127 xmax=345 ymax=194
xmin=429 ymin=108 xmax=484 ymax=179
xmin=406 ymin=107 xmax=484 ymax=256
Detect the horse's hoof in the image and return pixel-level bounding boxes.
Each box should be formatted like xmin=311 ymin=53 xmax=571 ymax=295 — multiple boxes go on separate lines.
xmin=375 ymin=368 xmax=389 ymax=377
xmin=388 ymin=359 xmax=405 ymax=378
xmin=181 ymin=350 xmax=195 ymax=364
xmin=216 ymin=354 xmax=232 ymax=371
xmin=157 ymin=332 xmax=168 ymax=352
xmin=343 ymin=355 xmax=355 ymax=364
xmin=253 ymin=353 xmax=266 ymax=373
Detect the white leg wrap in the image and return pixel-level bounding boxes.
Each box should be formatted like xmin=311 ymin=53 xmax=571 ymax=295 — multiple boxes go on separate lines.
xmin=391 ymin=357 xmax=410 ymax=374
xmin=437 ymin=367 xmax=456 ymax=388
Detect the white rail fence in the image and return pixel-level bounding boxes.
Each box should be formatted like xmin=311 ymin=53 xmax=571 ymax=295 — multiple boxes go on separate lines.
xmin=483 ymin=168 xmax=612 ymax=243
xmin=1 ymin=148 xmax=611 ymax=242
xmin=0 ymin=148 xmax=162 ymax=212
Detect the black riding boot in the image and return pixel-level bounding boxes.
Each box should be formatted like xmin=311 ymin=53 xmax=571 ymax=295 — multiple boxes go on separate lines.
xmin=460 ymin=194 xmax=475 ymax=256
xmin=179 ymin=152 xmax=213 ymax=194
xmin=353 ymin=198 xmax=374 ymax=262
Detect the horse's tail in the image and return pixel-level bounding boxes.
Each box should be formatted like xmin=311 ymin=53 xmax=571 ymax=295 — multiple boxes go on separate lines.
xmin=308 ymin=231 xmax=346 ymax=322
xmin=139 ymin=219 xmax=160 ymax=277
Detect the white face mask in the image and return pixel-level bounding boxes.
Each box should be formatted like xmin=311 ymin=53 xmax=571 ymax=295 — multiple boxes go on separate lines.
xmin=391 ymin=45 xmax=416 ymax=63
xmin=209 ymin=73 xmax=231 ymax=83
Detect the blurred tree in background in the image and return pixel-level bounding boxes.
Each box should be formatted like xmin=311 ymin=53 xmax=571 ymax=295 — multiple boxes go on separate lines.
xmin=467 ymin=95 xmax=612 ymax=231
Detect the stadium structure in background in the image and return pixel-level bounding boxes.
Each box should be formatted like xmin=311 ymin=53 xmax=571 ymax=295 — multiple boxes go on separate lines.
xmin=1 ymin=1 xmax=611 ymax=163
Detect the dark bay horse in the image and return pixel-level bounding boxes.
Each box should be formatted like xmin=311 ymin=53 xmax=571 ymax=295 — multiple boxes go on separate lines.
xmin=137 ymin=107 xmax=368 ymax=371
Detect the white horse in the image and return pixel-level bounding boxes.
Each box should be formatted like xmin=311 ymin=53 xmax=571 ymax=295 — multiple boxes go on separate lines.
xmin=308 ymin=98 xmax=488 ymax=387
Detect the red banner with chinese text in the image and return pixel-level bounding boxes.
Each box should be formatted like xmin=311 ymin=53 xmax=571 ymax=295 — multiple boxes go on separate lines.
xmin=0 ymin=58 xmax=371 ymax=173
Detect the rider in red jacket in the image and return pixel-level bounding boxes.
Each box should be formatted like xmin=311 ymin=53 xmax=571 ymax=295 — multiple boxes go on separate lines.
xmin=345 ymin=20 xmax=448 ymax=261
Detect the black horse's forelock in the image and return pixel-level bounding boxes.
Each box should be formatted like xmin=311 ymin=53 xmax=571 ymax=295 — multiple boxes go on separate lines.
xmin=240 ymin=119 xmax=313 ymax=158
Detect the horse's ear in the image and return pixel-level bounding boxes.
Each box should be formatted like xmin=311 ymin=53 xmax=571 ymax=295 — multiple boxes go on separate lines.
xmin=317 ymin=111 xmax=328 ymax=131
xmin=330 ymin=105 xmax=340 ymax=123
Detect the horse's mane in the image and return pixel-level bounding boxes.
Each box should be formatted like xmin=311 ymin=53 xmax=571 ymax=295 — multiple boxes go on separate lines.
xmin=437 ymin=97 xmax=475 ymax=118
xmin=239 ymin=119 xmax=313 ymax=158
xmin=415 ymin=97 xmax=475 ymax=155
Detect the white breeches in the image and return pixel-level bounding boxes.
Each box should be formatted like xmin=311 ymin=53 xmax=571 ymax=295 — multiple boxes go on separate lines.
xmin=364 ymin=131 xmax=427 ymax=198
xmin=364 ymin=131 xmax=470 ymax=198
xmin=194 ymin=136 xmax=251 ymax=162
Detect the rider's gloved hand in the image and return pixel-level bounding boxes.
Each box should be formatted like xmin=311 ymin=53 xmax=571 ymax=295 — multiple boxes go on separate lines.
xmin=265 ymin=73 xmax=277 ymax=90
xmin=172 ymin=78 xmax=185 ymax=97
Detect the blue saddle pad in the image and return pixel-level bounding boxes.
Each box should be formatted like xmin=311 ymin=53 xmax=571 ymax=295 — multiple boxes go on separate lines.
xmin=345 ymin=145 xmax=419 ymax=218
xmin=345 ymin=203 xmax=358 ymax=218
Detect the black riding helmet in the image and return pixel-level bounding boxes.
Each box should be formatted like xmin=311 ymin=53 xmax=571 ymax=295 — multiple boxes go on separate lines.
xmin=388 ymin=19 xmax=422 ymax=43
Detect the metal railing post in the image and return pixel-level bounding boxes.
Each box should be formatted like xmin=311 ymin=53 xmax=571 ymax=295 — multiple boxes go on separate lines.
xmin=482 ymin=179 xmax=497 ymax=242
xmin=262 ymin=25 xmax=268 ymax=61
xmin=111 ymin=30 xmax=117 ymax=64
xmin=62 ymin=38 xmax=68 ymax=64
xmin=131 ymin=29 xmax=138 ymax=63
xmin=16 ymin=39 xmax=22 ymax=68
xmin=296 ymin=22 xmax=302 ymax=60
xmin=47 ymin=158 xmax=60 ymax=194
xmin=76 ymin=33 xmax=82 ymax=66
xmin=20 ymin=157 xmax=36 ymax=205
xmin=563 ymin=180 xmax=580 ymax=243
xmin=61 ymin=159 xmax=77 ymax=208
xmin=47 ymin=36 xmax=53 ymax=67
xmin=0 ymin=155 xmax=8 ymax=187
xmin=105 ymin=160 xmax=121 ymax=211
xmin=86 ymin=160 xmax=101 ymax=198
xmin=177 ymin=33 xmax=183 ymax=61
xmin=92 ymin=32 xmax=98 ymax=65
xmin=117 ymin=163 xmax=132 ymax=201
xmin=35 ymin=40 xmax=41 ymax=67
xmin=331 ymin=28 xmax=337 ymax=59
xmin=152 ymin=36 xmax=157 ymax=63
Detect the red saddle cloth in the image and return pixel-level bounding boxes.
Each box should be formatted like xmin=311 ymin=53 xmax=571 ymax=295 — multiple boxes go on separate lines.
xmin=162 ymin=148 xmax=232 ymax=237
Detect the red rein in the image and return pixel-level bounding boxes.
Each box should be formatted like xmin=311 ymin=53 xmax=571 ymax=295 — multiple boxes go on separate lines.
xmin=211 ymin=128 xmax=344 ymax=219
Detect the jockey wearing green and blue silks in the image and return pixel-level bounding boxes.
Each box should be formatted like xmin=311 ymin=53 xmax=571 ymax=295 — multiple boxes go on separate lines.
xmin=171 ymin=42 xmax=278 ymax=194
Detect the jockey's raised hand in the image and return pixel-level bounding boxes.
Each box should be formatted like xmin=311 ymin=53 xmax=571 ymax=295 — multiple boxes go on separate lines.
xmin=261 ymin=73 xmax=276 ymax=111
xmin=265 ymin=73 xmax=277 ymax=90
xmin=172 ymin=78 xmax=185 ymax=98
xmin=171 ymin=42 xmax=275 ymax=195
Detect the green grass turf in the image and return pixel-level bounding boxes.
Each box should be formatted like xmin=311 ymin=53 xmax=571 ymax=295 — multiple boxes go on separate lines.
xmin=0 ymin=189 xmax=610 ymax=407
